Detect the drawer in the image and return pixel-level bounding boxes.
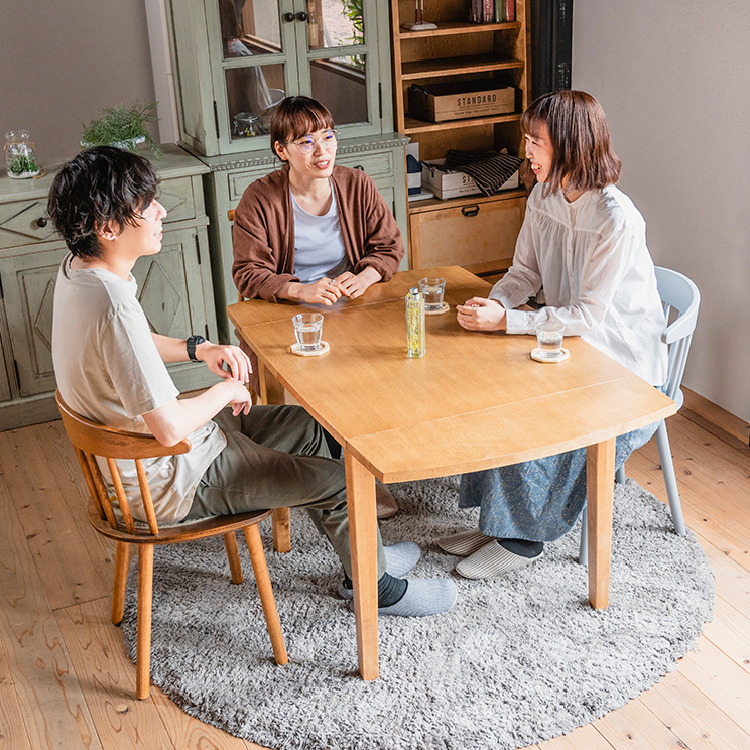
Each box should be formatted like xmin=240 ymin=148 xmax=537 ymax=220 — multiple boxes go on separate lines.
xmin=227 ymin=151 xmax=394 ymax=203
xmin=0 ymin=199 xmax=58 ymax=249
xmin=335 ymin=151 xmax=394 ymax=181
xmin=409 ymin=196 xmax=525 ymax=272
xmin=158 ymin=175 xmax=197 ymax=223
xmin=0 ymin=175 xmax=197 ymax=251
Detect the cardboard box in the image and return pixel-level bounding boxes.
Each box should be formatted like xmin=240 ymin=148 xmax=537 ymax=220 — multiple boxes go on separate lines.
xmin=408 ymin=82 xmax=515 ymax=123
xmin=421 ymin=159 xmax=519 ymax=201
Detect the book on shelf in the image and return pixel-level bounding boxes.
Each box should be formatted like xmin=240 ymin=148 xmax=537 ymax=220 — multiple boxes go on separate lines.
xmin=505 ymin=0 xmax=515 ymax=22
xmin=469 ymin=0 xmax=483 ymax=23
xmin=483 ymin=0 xmax=494 ymax=23
xmin=494 ymin=0 xmax=505 ymax=22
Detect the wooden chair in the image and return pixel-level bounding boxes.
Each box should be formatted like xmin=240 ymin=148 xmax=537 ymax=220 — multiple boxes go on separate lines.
xmin=56 ymin=390 xmax=287 ymax=699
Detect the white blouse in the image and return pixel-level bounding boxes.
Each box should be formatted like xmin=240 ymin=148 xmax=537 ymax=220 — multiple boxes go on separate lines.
xmin=490 ymin=184 xmax=668 ymax=385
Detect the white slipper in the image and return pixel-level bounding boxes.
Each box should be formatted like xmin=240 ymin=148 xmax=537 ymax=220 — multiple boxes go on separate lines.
xmin=455 ymin=540 xmax=544 ymax=580
xmin=437 ymin=528 xmax=496 ymax=556
xmin=338 ymin=541 xmax=421 ymax=599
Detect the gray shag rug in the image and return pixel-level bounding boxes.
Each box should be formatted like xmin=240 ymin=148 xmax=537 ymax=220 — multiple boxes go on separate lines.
xmin=121 ymin=477 xmax=714 ymax=750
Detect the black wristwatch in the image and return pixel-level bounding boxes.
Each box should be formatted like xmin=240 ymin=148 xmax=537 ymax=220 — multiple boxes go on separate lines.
xmin=187 ymin=334 xmax=206 ymax=362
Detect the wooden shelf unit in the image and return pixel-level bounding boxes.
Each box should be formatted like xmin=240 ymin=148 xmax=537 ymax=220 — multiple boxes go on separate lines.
xmin=390 ymin=0 xmax=531 ymax=273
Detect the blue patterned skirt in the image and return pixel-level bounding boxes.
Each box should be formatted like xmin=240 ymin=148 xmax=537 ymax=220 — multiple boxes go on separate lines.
xmin=459 ymin=423 xmax=659 ymax=542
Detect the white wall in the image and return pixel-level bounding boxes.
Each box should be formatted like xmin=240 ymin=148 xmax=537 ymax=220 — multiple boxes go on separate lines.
xmin=0 ymin=1 xmax=156 ymax=163
xmin=573 ymin=1 xmax=750 ymax=421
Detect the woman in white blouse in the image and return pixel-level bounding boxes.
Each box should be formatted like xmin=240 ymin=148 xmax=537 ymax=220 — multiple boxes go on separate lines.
xmin=440 ymin=90 xmax=668 ymax=580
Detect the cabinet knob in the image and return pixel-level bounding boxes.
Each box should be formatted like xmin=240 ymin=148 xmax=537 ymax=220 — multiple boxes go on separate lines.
xmin=296 ymin=11 xmax=308 ymax=21
xmin=283 ymin=12 xmax=294 ymax=22
xmin=462 ymin=206 xmax=480 ymax=217
xmin=36 ymin=216 xmax=48 ymax=228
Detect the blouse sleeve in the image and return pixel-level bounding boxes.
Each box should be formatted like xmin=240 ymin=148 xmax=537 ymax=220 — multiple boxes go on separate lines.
xmin=503 ymin=222 xmax=638 ymax=336
xmin=488 ymin=215 xmax=542 ymax=309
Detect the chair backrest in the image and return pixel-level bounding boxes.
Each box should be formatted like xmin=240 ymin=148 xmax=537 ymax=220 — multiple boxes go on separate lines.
xmin=56 ymin=390 xmax=191 ymax=536
xmin=654 ymin=267 xmax=701 ymax=406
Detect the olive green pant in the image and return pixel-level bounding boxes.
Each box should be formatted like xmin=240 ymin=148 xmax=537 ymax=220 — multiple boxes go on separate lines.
xmin=186 ymin=405 xmax=386 ymax=579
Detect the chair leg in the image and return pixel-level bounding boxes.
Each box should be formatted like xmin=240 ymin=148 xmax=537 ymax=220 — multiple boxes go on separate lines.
xmin=223 ymin=531 xmax=244 ymax=584
xmin=615 ymin=465 xmax=626 ymax=484
xmin=271 ymin=507 xmax=291 ymax=553
xmin=111 ymin=541 xmax=130 ymax=625
xmin=136 ymin=545 xmax=154 ymax=700
xmin=244 ymin=524 xmax=288 ymax=666
xmin=579 ymin=507 xmax=588 ymax=567
xmin=654 ymin=420 xmax=687 ymax=536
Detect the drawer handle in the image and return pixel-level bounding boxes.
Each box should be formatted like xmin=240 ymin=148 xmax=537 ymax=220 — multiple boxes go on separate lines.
xmin=462 ymin=205 xmax=480 ymax=217
xmin=36 ymin=216 xmax=48 ymax=228
xmin=354 ymin=165 xmax=364 ymax=171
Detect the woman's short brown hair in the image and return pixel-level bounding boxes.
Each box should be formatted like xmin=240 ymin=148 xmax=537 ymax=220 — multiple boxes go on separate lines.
xmin=270 ymin=96 xmax=335 ymax=158
xmin=521 ymin=90 xmax=621 ymax=194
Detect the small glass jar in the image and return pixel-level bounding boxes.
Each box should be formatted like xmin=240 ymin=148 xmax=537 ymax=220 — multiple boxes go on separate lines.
xmin=5 ymin=130 xmax=42 ymax=179
xmin=232 ymin=112 xmax=260 ymax=138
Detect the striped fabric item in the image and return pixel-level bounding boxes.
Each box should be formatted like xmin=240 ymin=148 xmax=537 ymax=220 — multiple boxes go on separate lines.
xmin=443 ymin=150 xmax=523 ymax=196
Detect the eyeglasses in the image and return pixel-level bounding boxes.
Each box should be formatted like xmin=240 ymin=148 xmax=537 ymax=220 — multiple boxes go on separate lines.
xmin=288 ymin=129 xmax=340 ymax=155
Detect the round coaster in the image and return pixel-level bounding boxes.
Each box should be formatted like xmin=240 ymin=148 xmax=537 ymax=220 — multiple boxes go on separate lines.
xmin=530 ymin=347 xmax=569 ymax=363
xmin=425 ymin=302 xmax=450 ymax=316
xmin=290 ymin=341 xmax=330 ymax=357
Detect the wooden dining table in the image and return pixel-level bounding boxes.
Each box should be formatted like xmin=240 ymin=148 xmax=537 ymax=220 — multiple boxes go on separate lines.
xmin=226 ymin=266 xmax=676 ymax=680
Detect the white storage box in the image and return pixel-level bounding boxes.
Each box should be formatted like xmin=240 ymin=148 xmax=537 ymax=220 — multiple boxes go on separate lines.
xmin=421 ymin=158 xmax=519 ymax=201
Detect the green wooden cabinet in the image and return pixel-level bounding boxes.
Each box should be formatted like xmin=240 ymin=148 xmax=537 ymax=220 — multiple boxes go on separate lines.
xmin=164 ymin=0 xmax=409 ymax=342
xmin=0 ymin=145 xmax=221 ymax=429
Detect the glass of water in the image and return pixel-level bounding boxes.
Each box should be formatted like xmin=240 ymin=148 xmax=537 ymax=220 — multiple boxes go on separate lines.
xmin=535 ymin=321 xmax=565 ymax=359
xmin=292 ymin=313 xmax=324 ymax=351
xmin=418 ymin=277 xmax=446 ymax=312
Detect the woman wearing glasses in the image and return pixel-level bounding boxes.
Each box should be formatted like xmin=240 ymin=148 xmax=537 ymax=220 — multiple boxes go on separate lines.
xmin=232 ymin=96 xmax=404 ymax=307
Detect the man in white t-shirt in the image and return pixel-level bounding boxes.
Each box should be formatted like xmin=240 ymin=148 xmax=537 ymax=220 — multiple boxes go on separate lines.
xmin=47 ymin=147 xmax=456 ymax=618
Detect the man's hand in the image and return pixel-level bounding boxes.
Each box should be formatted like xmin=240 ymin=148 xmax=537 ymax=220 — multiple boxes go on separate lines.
xmin=456 ymin=297 xmax=507 ymax=332
xmin=197 ymin=342 xmax=252 ymax=383
xmin=223 ymin=378 xmax=253 ymax=417
xmin=333 ymin=267 xmax=382 ymax=299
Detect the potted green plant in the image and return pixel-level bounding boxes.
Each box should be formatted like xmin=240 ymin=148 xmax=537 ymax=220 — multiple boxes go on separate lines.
xmin=81 ymin=101 xmax=162 ymax=157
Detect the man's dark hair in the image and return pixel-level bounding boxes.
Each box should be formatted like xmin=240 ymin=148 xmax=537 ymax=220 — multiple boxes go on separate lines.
xmin=47 ymin=146 xmax=159 ymax=258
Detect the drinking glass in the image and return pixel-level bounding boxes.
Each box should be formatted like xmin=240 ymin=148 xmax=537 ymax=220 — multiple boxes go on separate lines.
xmin=292 ymin=313 xmax=324 ymax=351
xmin=418 ymin=277 xmax=446 ymax=312
xmin=535 ymin=321 xmax=564 ymax=359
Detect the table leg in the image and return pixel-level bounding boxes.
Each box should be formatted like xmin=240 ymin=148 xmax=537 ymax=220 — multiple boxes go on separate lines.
xmin=344 ymin=452 xmax=379 ymax=680
xmin=258 ymin=361 xmax=291 ymax=553
xmin=586 ymin=438 xmax=616 ymax=609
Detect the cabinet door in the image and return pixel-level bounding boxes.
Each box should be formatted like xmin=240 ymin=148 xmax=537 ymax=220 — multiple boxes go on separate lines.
xmin=293 ymin=0 xmax=384 ymax=139
xmin=2 ymin=245 xmax=65 ymax=397
xmin=2 ymin=227 xmax=217 ymax=398
xmin=133 ymin=226 xmax=216 ymax=342
xmin=409 ymin=196 xmax=526 ymax=274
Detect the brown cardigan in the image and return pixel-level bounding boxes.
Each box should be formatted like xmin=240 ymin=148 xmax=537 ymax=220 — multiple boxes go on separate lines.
xmin=232 ymin=165 xmax=404 ymax=302
xmin=232 ymin=165 xmax=405 ymax=393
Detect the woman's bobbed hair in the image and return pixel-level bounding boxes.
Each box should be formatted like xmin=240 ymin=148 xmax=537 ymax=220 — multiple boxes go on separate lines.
xmin=269 ymin=96 xmax=335 ymax=159
xmin=521 ymin=90 xmax=621 ymax=194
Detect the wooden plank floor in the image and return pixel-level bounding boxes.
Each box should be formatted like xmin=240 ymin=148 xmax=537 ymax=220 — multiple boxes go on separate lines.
xmin=0 ymin=411 xmax=748 ymax=750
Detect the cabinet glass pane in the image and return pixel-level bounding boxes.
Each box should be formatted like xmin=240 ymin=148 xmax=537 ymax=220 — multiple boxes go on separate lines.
xmin=307 ymin=0 xmax=364 ymax=51
xmin=219 ymin=0 xmax=282 ymax=58
xmin=310 ymin=55 xmax=368 ymax=125
xmin=225 ymin=64 xmax=286 ymax=139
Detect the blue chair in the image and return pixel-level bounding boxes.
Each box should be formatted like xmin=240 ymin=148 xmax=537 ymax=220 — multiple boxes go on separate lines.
xmin=579 ymin=267 xmax=701 ymax=566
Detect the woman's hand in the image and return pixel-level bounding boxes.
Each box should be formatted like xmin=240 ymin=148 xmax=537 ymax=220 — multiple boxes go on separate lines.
xmin=456 ymin=297 xmax=507 ymax=332
xmin=288 ymin=278 xmax=342 ymax=306
xmin=198 ymin=342 xmax=252 ymax=383
xmin=334 ymin=267 xmax=382 ymax=299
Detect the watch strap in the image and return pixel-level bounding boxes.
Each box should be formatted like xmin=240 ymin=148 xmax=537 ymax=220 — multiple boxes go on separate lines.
xmin=187 ymin=335 xmax=206 ymax=362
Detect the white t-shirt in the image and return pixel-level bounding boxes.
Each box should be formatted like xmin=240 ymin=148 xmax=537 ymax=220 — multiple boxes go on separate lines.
xmin=290 ymin=185 xmax=349 ymax=282
xmin=490 ymin=184 xmax=668 ymax=386
xmin=51 ymin=255 xmax=226 ymax=522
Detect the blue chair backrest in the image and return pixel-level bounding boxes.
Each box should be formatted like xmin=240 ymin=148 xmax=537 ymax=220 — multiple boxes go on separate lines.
xmin=654 ymin=267 xmax=701 ymax=407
